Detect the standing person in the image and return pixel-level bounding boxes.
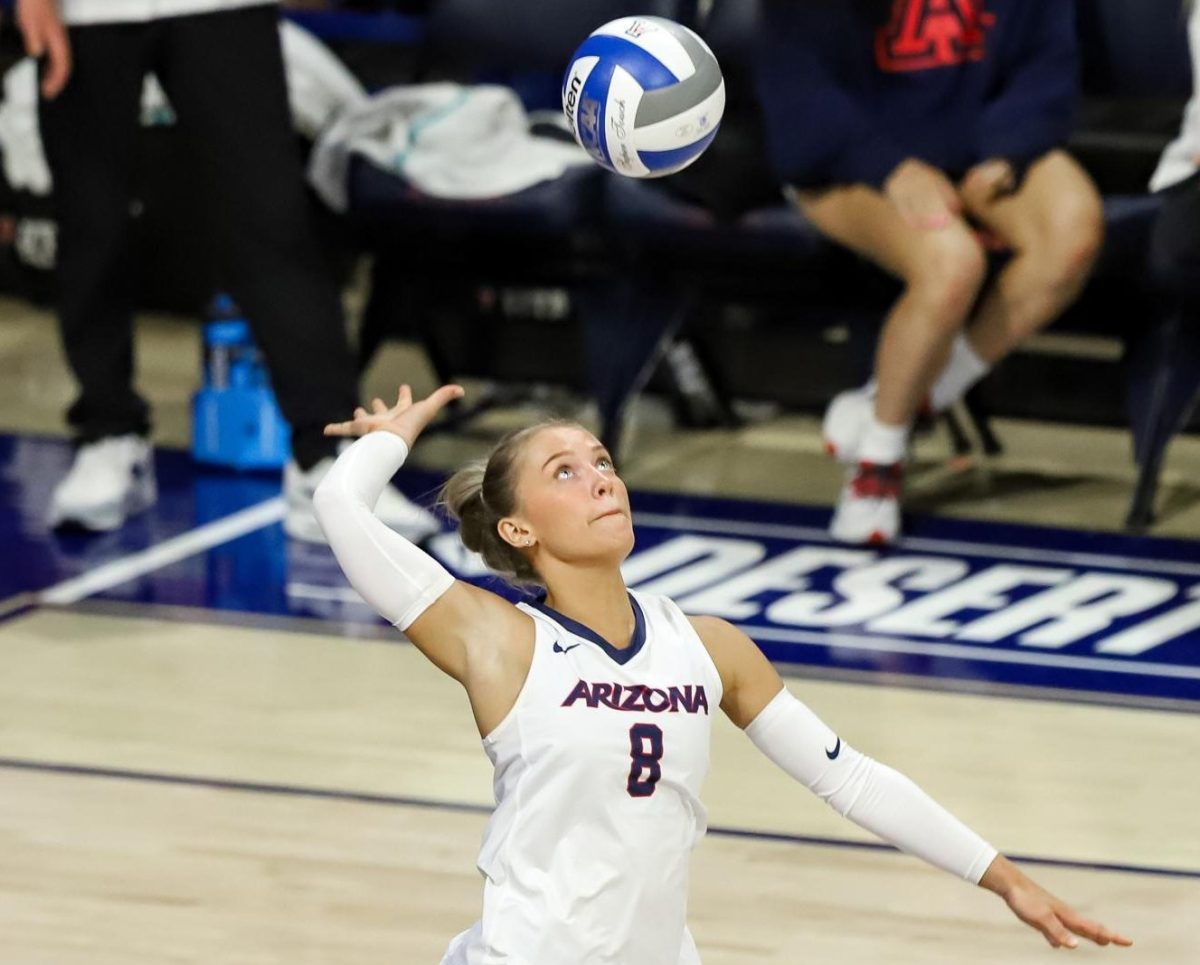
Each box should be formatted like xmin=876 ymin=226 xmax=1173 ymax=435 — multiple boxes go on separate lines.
xmin=1149 ymin=1 xmax=1200 ymax=321
xmin=755 ymin=0 xmax=1104 ymax=544
xmin=14 ymin=0 xmax=438 ymax=542
xmin=313 ymin=383 xmax=1132 ymax=963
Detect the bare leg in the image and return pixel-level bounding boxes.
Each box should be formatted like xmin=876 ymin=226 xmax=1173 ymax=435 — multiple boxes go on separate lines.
xmin=963 ymin=151 xmax=1104 ymax=364
xmin=794 ymin=184 xmax=987 ymax=426
xmin=791 ymin=183 xmax=987 ymax=543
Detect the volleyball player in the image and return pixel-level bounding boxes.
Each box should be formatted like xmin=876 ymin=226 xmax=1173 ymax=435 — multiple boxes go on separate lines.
xmin=314 ymin=384 xmax=1132 ymax=964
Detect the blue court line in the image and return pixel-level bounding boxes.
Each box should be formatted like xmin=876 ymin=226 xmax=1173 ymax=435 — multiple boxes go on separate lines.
xmin=0 ymin=594 xmax=37 ymax=627
xmin=29 ymin=597 xmax=1200 ymax=715
xmin=280 ymin=581 xmax=1200 ymax=683
xmin=3 ymin=756 xmax=1197 ymax=883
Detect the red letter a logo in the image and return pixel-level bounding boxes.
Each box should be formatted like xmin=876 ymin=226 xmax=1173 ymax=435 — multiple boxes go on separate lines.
xmin=875 ymin=0 xmax=995 ymax=72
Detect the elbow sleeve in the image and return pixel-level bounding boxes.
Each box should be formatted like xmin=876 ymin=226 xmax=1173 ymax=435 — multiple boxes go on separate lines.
xmin=312 ymin=432 xmax=455 ymax=630
xmin=745 ymin=689 xmax=997 ymax=883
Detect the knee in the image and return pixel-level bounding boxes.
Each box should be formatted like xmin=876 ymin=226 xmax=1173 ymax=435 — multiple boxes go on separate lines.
xmin=906 ymin=231 xmax=987 ymax=321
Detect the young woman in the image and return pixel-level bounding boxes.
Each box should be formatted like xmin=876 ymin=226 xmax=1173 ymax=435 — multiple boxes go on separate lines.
xmin=314 ymin=384 xmax=1132 ymax=964
xmin=755 ymin=0 xmax=1105 ymax=544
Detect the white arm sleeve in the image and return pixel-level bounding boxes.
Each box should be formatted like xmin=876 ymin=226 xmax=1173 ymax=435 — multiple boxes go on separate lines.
xmin=744 ymin=688 xmax=998 ymax=884
xmin=311 ymin=432 xmax=456 ymax=630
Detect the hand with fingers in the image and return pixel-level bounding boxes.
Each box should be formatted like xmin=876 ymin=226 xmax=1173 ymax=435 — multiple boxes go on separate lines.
xmin=323 ymin=384 xmax=465 ymax=450
xmin=981 ymin=855 xmax=1133 ymax=950
xmin=959 ymin=158 xmax=1018 ymax=217
xmin=16 ymin=0 xmax=72 ymax=98
xmin=883 ymin=157 xmax=963 ymax=230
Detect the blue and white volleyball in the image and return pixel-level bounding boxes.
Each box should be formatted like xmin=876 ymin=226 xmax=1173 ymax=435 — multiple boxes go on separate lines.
xmin=562 ymin=16 xmax=724 ymax=179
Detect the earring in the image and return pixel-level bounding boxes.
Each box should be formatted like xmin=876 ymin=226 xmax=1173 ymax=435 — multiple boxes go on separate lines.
xmin=524 ymin=539 xmax=533 ymax=546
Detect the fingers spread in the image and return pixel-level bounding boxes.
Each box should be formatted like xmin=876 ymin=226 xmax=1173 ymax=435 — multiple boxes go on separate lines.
xmin=430 ymin=384 xmax=466 ymax=406
xmin=1042 ymin=920 xmax=1077 ymax=949
xmin=1062 ymin=909 xmax=1133 ymax=947
xmin=43 ymin=30 xmax=71 ymax=96
xmin=23 ymin=27 xmax=46 ymax=58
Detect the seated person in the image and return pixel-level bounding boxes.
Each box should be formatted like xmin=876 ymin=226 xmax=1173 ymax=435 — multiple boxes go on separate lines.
xmin=755 ymin=0 xmax=1103 ymax=544
xmin=1149 ymin=0 xmax=1200 ymax=322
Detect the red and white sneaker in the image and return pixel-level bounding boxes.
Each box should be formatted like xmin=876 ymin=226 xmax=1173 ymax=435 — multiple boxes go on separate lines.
xmin=821 ymin=387 xmax=874 ymax=464
xmin=830 ymin=461 xmax=904 ymax=545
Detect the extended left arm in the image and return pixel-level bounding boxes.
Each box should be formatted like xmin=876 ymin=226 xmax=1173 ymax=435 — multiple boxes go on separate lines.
xmin=744 ymin=686 xmax=997 ymax=882
xmin=693 ymin=614 xmax=1132 ymax=950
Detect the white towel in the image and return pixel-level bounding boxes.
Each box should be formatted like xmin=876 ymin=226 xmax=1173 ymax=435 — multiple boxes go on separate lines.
xmin=307 ymin=82 xmax=592 ymax=211
xmin=1150 ymin=3 xmax=1200 ymax=192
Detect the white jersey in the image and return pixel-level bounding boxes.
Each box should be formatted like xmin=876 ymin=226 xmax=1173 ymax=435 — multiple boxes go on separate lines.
xmin=1150 ymin=3 xmax=1200 ymax=192
xmin=442 ymin=589 xmax=724 ymax=965
xmin=312 ymin=433 xmax=1002 ymax=965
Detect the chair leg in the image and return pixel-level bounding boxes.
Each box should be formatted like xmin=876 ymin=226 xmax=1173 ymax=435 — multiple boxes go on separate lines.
xmin=661 ymin=335 xmax=740 ymax=430
xmin=576 ymin=276 xmax=686 ymax=460
xmin=963 ymin=388 xmax=1004 ymax=456
xmin=1126 ymin=457 xmax=1163 ymax=531
xmin=1123 ymin=310 xmax=1200 ymax=530
xmin=941 ymin=409 xmax=973 ymax=457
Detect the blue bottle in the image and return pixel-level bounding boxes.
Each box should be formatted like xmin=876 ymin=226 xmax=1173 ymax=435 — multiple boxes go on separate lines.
xmin=192 ymin=294 xmax=292 ymax=469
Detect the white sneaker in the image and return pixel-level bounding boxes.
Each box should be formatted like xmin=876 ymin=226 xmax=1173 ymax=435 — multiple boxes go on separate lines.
xmin=822 ymin=386 xmax=874 ymax=464
xmin=829 ymin=461 xmax=903 ymax=545
xmin=48 ymin=434 xmax=157 ymax=532
xmin=283 ymin=457 xmax=442 ymax=545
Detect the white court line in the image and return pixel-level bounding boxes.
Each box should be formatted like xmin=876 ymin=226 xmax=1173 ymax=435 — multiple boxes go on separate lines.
xmin=286 ymin=582 xmax=369 ymax=604
xmin=749 ymin=625 xmax=1200 ymax=682
xmin=284 ymin=581 xmax=1197 ymax=682
xmin=37 ymin=497 xmax=286 ymax=606
xmin=633 ymin=511 xmax=1200 ymax=579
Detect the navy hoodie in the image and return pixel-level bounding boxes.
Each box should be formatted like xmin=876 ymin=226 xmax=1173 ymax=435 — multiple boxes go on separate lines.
xmin=755 ymin=0 xmax=1080 ymax=188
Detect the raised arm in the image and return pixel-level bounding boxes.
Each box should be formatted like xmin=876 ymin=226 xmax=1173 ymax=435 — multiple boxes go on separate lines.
xmin=314 ymin=386 xmax=533 ymax=702
xmin=691 ymin=615 xmax=1132 ymax=951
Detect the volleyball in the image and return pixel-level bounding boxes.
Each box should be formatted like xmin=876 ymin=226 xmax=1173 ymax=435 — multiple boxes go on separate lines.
xmin=562 ymin=16 xmax=725 ymax=179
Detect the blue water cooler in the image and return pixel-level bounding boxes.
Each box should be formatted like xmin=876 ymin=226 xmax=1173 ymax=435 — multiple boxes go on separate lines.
xmin=192 ymin=295 xmax=292 ymax=469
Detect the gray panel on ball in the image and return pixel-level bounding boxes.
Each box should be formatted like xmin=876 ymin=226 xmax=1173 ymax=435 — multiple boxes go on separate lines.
xmin=634 ymin=18 xmax=724 ymax=129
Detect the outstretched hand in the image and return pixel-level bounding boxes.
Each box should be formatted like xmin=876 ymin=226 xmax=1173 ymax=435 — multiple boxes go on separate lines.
xmin=1004 ymin=878 xmax=1133 ymax=950
xmin=323 ymin=384 xmax=465 ymax=449
xmin=983 ymin=857 xmax=1132 ymax=950
xmin=16 ymin=0 xmax=72 ymax=98
xmin=959 ymin=158 xmax=1017 ymax=217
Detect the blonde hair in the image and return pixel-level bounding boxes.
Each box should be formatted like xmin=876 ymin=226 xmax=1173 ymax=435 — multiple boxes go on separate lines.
xmin=439 ymin=420 xmax=584 ymax=587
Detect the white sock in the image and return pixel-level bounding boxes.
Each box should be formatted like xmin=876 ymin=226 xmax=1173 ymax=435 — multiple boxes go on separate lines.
xmin=859 ymin=413 xmax=908 ymax=465
xmin=929 ymin=333 xmax=989 ymax=412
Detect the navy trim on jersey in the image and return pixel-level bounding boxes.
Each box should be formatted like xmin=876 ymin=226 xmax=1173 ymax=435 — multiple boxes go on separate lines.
xmin=530 ymin=593 xmax=647 ymax=665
